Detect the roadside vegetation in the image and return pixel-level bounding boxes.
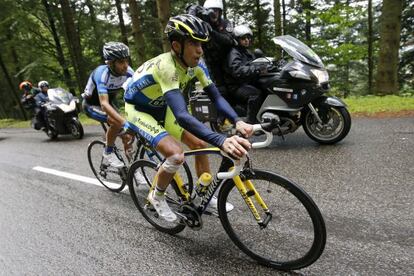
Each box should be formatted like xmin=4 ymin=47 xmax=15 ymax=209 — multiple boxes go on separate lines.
xmin=1 ymin=95 xmax=413 ymax=129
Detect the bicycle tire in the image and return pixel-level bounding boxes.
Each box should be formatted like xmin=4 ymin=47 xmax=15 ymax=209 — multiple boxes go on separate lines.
xmin=128 ymin=159 xmax=186 ymax=234
xmin=218 ymin=169 xmax=326 ymax=270
xmin=138 ymin=145 xmax=194 ymax=195
xmin=87 ymin=140 xmax=126 ymax=193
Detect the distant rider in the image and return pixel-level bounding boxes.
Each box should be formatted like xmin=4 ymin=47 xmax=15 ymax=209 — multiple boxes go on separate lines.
xmin=19 ymin=81 xmax=38 ymax=111
xmin=33 ymin=80 xmax=50 ymax=130
xmin=82 ymin=42 xmax=134 ymax=168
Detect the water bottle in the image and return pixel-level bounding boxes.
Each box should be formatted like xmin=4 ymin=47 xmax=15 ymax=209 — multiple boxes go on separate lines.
xmin=195 ymin=172 xmax=213 ymax=196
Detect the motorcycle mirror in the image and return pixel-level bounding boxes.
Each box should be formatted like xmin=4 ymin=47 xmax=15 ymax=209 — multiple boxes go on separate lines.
xmin=254 ymin=48 xmax=265 ymax=58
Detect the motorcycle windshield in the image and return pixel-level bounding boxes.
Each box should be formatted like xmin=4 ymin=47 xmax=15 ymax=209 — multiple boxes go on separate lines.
xmin=48 ymin=88 xmax=73 ymax=104
xmin=272 ymin=35 xmax=324 ymax=68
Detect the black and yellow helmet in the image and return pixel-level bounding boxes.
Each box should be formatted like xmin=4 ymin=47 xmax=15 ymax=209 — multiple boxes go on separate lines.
xmin=165 ymin=14 xmax=210 ymax=43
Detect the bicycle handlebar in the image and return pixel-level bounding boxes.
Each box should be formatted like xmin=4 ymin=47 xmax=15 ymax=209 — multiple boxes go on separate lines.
xmin=217 ymin=121 xmax=275 ymax=180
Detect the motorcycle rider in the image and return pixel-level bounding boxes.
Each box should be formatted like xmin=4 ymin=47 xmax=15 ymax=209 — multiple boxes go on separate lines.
xmin=33 ymin=80 xmax=50 ymax=130
xmin=82 ymin=42 xmax=134 ymax=168
xmin=224 ymin=25 xmax=266 ymax=124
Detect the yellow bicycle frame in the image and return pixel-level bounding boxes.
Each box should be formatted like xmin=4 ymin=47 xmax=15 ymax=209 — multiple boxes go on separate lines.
xmin=233 ymin=175 xmax=269 ymax=223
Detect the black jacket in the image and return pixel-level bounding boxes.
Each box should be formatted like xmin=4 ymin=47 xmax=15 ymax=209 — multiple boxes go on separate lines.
xmin=224 ymin=46 xmax=260 ymax=90
xmin=203 ymin=18 xmax=235 ymax=87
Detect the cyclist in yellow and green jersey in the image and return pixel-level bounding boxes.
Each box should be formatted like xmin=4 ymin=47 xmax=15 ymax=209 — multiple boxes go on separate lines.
xmin=124 ymin=14 xmax=253 ymax=222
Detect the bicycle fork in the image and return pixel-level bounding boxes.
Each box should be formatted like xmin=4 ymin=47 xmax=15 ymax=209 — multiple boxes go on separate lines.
xmin=233 ymin=175 xmax=272 ymax=228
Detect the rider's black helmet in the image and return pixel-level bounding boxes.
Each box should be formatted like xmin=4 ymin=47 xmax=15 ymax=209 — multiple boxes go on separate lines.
xmin=165 ymin=14 xmax=211 ymax=43
xmin=103 ymin=42 xmax=130 ymax=61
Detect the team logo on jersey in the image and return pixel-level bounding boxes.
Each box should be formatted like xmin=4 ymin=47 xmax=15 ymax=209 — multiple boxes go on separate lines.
xmin=171 ymin=72 xmax=179 ymax=82
xmin=150 ymin=96 xmax=165 ymax=107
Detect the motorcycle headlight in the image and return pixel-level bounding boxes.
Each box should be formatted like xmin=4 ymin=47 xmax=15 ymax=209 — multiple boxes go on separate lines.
xmin=310 ymin=69 xmax=329 ymax=84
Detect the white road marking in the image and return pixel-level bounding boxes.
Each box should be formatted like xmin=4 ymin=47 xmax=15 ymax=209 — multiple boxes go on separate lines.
xmin=32 ymin=166 xmax=118 ymax=187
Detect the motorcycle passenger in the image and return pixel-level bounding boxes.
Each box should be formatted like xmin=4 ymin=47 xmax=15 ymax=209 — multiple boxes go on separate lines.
xmin=33 ymin=80 xmax=50 ymax=130
xmin=188 ymin=0 xmax=235 ymax=94
xmin=224 ymin=25 xmax=266 ymax=124
xmin=124 ymin=14 xmax=253 ymax=222
xmin=82 ymin=42 xmax=134 ymax=168
xmin=19 ymin=81 xmax=38 ymax=111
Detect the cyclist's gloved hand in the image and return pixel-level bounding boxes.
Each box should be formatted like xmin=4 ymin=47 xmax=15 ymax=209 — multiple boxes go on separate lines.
xmin=222 ymin=135 xmax=251 ymax=160
xmin=235 ymin=120 xmax=254 ymax=138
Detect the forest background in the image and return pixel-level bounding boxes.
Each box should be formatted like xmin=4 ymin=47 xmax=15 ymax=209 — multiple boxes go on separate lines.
xmin=0 ymin=0 xmax=412 ymax=120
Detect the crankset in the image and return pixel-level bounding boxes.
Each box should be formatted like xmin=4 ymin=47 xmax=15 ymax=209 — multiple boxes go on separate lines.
xmin=176 ymin=204 xmax=203 ymax=230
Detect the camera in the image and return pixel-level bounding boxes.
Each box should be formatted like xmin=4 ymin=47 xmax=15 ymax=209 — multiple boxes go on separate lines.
xmin=186 ymin=4 xmax=216 ymax=24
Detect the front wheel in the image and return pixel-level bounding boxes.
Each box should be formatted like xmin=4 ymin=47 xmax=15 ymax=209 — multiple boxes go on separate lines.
xmin=70 ymin=118 xmax=84 ymax=139
xmin=218 ymin=169 xmax=326 ymax=270
xmin=302 ymin=105 xmax=351 ymax=144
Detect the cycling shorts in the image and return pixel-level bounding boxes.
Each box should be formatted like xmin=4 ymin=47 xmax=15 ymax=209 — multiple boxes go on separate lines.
xmin=82 ymin=99 xmax=119 ymax=123
xmin=125 ymin=103 xmax=184 ymax=148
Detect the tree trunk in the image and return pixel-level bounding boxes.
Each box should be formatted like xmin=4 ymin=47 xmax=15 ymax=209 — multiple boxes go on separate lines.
xmin=85 ymin=0 xmax=104 ymax=63
xmin=343 ymin=0 xmax=350 ymax=97
xmin=304 ymin=0 xmax=311 ymax=47
xmin=128 ymin=0 xmax=146 ymax=65
xmin=59 ymin=0 xmax=87 ymax=95
xmin=156 ymin=0 xmax=170 ymax=52
xmin=273 ymin=0 xmax=282 ymax=60
xmin=222 ymin=0 xmax=227 ymax=19
xmin=6 ymin=30 xmax=22 ymax=82
xmin=282 ymin=0 xmax=286 ymax=35
xmin=375 ymin=0 xmax=403 ymax=95
xmin=367 ymin=0 xmax=373 ymax=94
xmin=115 ymin=0 xmax=129 ymax=46
xmin=42 ymin=0 xmax=75 ymax=95
xmin=255 ymin=0 xmax=262 ymax=47
xmin=0 ymin=53 xmax=27 ymax=120
xmin=274 ymin=0 xmax=282 ymax=37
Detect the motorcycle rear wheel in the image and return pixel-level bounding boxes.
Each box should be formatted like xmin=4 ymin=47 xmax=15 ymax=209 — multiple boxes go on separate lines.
xmin=302 ymin=105 xmax=351 ymax=144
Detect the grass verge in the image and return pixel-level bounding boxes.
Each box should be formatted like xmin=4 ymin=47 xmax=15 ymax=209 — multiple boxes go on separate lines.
xmin=1 ymin=95 xmax=413 ymax=128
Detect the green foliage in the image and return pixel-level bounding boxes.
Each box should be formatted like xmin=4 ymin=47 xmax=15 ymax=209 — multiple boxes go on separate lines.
xmin=344 ymin=95 xmax=414 ymax=114
xmin=0 ymin=0 xmax=413 ymax=120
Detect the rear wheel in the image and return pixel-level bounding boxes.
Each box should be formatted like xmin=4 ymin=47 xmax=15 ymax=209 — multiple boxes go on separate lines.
xmin=302 ymin=105 xmax=351 ymax=144
xmin=87 ymin=140 xmax=126 ymax=192
xmin=128 ymin=160 xmax=186 ymax=234
xmin=218 ymin=169 xmax=326 ymax=270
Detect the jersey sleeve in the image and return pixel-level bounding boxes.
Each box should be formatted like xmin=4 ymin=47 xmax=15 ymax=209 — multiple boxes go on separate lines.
xmin=93 ymin=66 xmax=109 ymax=95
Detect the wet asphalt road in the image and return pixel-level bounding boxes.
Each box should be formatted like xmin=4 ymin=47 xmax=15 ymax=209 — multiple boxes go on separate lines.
xmin=0 ymin=117 xmax=413 ymax=275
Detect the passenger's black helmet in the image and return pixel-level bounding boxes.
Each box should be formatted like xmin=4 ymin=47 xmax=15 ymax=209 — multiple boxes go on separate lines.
xmin=103 ymin=42 xmax=130 ymax=61
xmin=165 ymin=14 xmax=210 ymax=43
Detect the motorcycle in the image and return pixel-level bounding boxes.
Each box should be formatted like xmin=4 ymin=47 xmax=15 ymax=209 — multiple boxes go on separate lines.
xmin=199 ymin=35 xmax=351 ymax=144
xmin=32 ymin=87 xmax=84 ymax=139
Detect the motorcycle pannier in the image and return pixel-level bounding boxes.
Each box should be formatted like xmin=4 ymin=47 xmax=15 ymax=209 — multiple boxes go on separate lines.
xmin=189 ymin=90 xmax=217 ymax=123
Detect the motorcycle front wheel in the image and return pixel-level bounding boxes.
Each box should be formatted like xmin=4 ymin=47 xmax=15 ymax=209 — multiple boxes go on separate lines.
xmin=70 ymin=118 xmax=84 ymax=139
xmin=302 ymin=105 xmax=351 ymax=144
